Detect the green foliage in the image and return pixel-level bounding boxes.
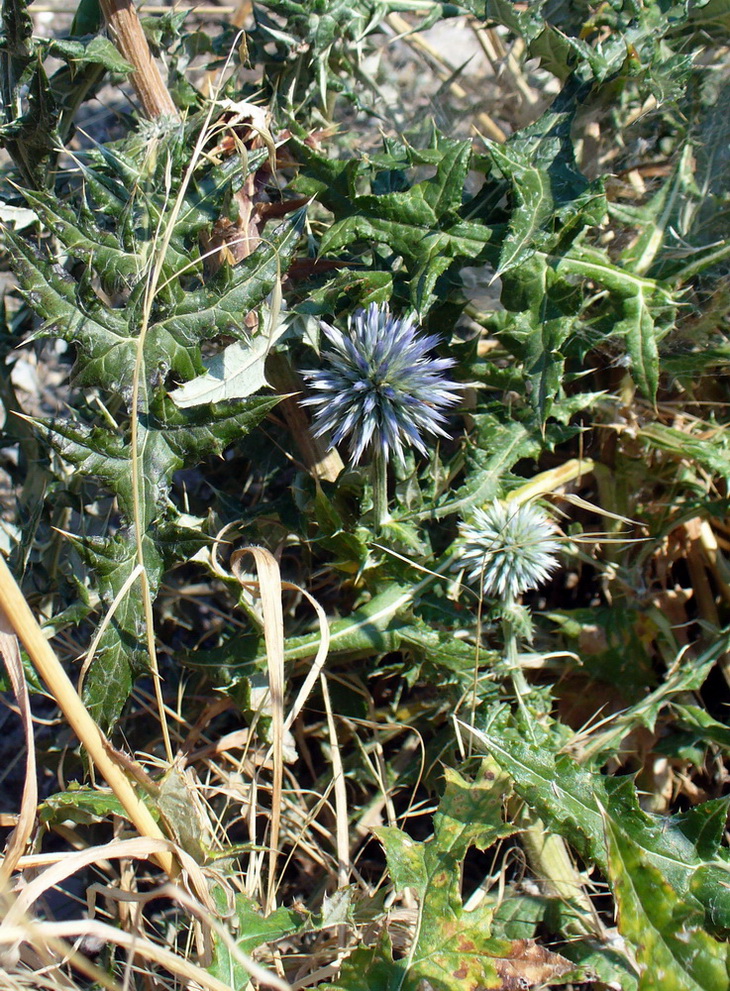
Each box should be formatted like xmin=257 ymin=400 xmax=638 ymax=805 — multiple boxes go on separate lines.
xmin=324 ymin=766 xmax=579 ymax=991
xmin=209 ymin=889 xmax=308 ymax=988
xmin=39 ymin=785 xmax=129 ymax=826
xmin=6 ymin=120 xmax=303 ymax=729
xmin=607 ymin=820 xmax=730 ymax=990
xmin=467 ymin=714 xmax=730 ymax=934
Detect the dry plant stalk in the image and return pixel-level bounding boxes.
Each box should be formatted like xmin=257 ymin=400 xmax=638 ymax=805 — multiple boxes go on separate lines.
xmin=230 ymin=546 xmax=333 ymax=912
xmin=0 ymin=611 xmax=36 ymax=886
xmin=100 ymin=0 xmax=179 ymax=119
xmin=0 ymin=555 xmax=176 ymax=877
xmin=266 ymin=353 xmax=345 ymax=483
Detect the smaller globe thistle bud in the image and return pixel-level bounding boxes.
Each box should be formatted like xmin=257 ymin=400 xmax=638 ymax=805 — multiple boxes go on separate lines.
xmin=301 ymin=302 xmax=460 ymax=466
xmin=459 ymin=500 xmax=561 ymax=601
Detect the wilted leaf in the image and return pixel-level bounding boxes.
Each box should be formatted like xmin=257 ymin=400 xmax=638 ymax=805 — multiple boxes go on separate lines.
xmin=157 ymin=760 xmax=213 ymax=863
xmin=169 ymin=330 xmax=284 ymax=408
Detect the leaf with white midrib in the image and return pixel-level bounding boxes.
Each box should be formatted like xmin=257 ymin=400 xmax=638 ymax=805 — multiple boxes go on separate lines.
xmin=460 ymin=720 xmax=730 ymax=931
xmin=606 ymin=819 xmax=730 ymax=991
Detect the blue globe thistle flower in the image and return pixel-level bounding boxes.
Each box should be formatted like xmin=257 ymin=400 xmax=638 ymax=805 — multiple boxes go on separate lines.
xmin=459 ymin=501 xmax=561 ymax=600
xmin=302 ymin=302 xmax=460 ymax=465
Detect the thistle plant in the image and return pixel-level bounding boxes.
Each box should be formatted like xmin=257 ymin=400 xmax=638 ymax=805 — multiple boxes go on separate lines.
xmin=459 ymin=500 xmax=561 ymax=726
xmin=302 ymin=302 xmax=460 ymax=530
xmin=460 ymin=500 xmax=561 ymax=602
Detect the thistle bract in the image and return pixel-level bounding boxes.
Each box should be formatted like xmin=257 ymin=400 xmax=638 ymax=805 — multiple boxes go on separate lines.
xmin=302 ymin=302 xmax=460 ymax=464
xmin=459 ymin=501 xmax=561 ymax=600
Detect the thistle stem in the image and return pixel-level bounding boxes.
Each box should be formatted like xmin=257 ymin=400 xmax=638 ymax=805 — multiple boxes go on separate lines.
xmin=501 ymin=595 xmax=536 ymax=742
xmin=519 ymin=811 xmax=599 ymax=937
xmin=371 ymin=448 xmax=390 ymax=534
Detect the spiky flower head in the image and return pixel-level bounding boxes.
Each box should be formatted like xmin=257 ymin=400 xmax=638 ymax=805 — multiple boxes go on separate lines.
xmin=302 ymin=302 xmax=460 ymax=465
xmin=459 ymin=500 xmax=561 ymax=600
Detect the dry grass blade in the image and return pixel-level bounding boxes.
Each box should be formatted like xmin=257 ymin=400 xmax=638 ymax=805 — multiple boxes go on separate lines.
xmin=2 ymin=837 xmax=187 ymax=932
xmin=0 ymin=609 xmax=37 ymax=885
xmin=283 ymin=585 xmax=330 ymax=733
xmin=319 ymin=675 xmax=350 ymax=892
xmin=0 ymin=917 xmax=291 ymax=991
xmin=231 ymin=547 xmax=286 ymax=913
xmin=506 ymin=459 xmax=596 ymax=505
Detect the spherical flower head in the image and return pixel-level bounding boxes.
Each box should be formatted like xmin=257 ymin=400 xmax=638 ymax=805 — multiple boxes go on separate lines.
xmin=301 ymin=302 xmax=460 ymax=465
xmin=459 ymin=500 xmax=561 ymax=600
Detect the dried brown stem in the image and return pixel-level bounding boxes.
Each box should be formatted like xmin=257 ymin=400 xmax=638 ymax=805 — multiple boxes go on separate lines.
xmin=100 ymin=0 xmax=178 ymax=120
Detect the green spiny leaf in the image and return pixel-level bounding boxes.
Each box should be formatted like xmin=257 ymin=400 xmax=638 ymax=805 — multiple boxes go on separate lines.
xmin=638 ymin=423 xmax=730 ymax=481
xmin=40 ymin=786 xmax=129 ymax=826
xmin=490 ymin=143 xmax=555 ymax=277
xmin=162 ymin=208 xmax=306 ymax=339
xmin=464 ymin=719 xmax=730 ymax=933
xmin=17 ymin=186 xmax=141 ymax=289
xmin=606 ymin=818 xmax=730 ymax=991
xmin=209 ymin=889 xmax=307 ymax=989
xmin=437 ymin=416 xmax=541 ymax=519
xmin=48 ymin=35 xmax=134 ymax=74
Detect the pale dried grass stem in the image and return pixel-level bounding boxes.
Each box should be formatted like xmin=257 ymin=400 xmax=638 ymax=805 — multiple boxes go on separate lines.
xmin=0 ymin=556 xmax=176 ymax=877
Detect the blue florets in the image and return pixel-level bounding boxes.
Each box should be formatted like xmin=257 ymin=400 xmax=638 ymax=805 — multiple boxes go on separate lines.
xmin=302 ymin=302 xmax=460 ymax=464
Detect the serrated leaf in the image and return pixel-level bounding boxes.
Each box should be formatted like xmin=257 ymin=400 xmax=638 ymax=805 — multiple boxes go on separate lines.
xmin=490 ymin=143 xmax=554 ymax=277
xmin=39 ymin=786 xmax=129 ymax=826
xmin=554 ymin=246 xmax=676 ymax=401
xmin=294 ymin=132 xmax=497 ymax=310
xmin=606 ymin=818 xmax=730 ymax=991
xmin=5 ymin=228 xmax=142 ymax=385
xmin=672 ymin=792 xmax=730 ymax=860
xmin=48 ymin=36 xmax=135 ymax=74
xmin=431 ymin=764 xmax=516 ymax=859
xmin=83 ymin=623 xmax=136 ymax=735
xmin=638 ymin=423 xmax=730 ymax=481
xmin=463 ymin=717 xmax=730 ymax=934
xmin=66 ymin=531 xmax=161 ymax=733
xmin=1 ymin=0 xmax=34 ymax=60
xmin=34 ymin=394 xmax=279 ymax=527
xmin=152 ymin=394 xmax=282 ymax=461
xmin=336 ymin=765 xmax=574 ymax=991
xmin=437 ymin=417 xmax=541 ymax=519
xmin=163 ymin=209 xmax=306 ymax=339
xmin=499 ymin=255 xmax=578 ymax=421
xmin=209 ymin=890 xmax=307 ymax=989
xmin=616 ymin=289 xmax=659 ymax=403
xmin=17 ymin=187 xmax=140 ymax=289
xmin=376 ymin=827 xmax=427 ymax=893
xmin=489 ymin=76 xmax=603 ymax=281
xmin=460 ymin=0 xmax=549 ymax=40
